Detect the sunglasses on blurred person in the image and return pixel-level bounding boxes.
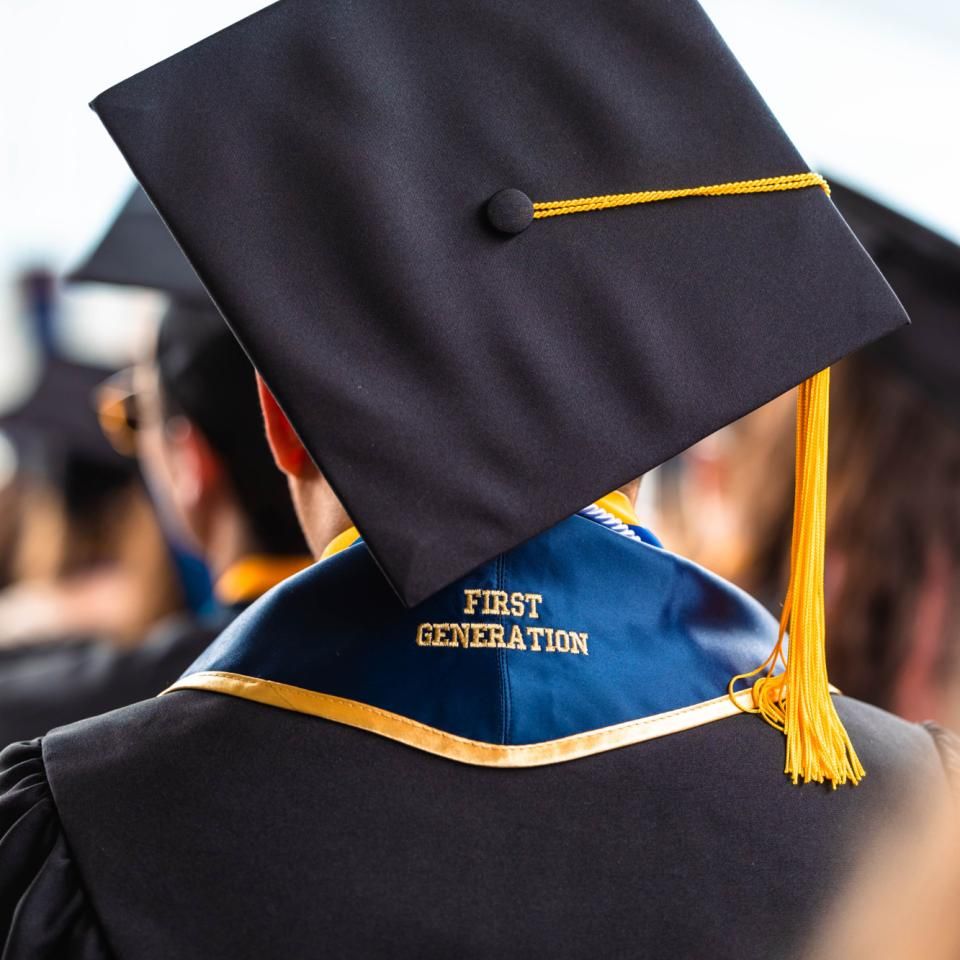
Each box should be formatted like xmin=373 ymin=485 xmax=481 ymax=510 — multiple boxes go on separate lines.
xmin=95 ymin=370 xmax=139 ymax=457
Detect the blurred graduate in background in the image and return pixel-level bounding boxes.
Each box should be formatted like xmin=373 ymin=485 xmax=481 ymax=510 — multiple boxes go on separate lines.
xmin=657 ymin=181 xmax=960 ymax=725
xmin=0 ymin=268 xmax=181 ymax=651
xmin=0 ymin=189 xmax=311 ymax=744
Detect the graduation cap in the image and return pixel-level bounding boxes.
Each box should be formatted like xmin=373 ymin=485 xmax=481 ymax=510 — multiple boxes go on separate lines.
xmin=68 ymin=185 xmax=206 ymax=302
xmin=0 ymin=357 xmax=136 ymax=480
xmin=829 ymin=180 xmax=960 ymax=425
xmin=90 ymin=0 xmax=910 ymax=785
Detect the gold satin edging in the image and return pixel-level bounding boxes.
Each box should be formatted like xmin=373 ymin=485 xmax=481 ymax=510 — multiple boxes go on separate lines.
xmin=594 ymin=490 xmax=641 ymax=528
xmin=162 ymin=671 xmax=778 ymax=767
xmin=319 ymin=526 xmax=361 ymax=562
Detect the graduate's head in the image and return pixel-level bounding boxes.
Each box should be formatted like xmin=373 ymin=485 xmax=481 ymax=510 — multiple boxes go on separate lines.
xmin=134 ymin=300 xmax=307 ymax=562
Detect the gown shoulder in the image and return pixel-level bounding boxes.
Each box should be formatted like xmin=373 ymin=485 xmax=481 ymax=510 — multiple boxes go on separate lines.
xmin=0 ymin=738 xmax=112 ymax=959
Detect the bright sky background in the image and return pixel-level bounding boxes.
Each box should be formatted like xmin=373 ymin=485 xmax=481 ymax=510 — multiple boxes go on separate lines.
xmin=1 ymin=0 xmax=957 ymax=406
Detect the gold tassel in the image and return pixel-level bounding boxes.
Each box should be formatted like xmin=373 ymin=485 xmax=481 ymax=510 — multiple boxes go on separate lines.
xmin=729 ymin=368 xmax=864 ymax=787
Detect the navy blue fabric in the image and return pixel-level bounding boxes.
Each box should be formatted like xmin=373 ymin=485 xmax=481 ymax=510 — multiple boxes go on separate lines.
xmin=186 ymin=514 xmax=779 ymax=744
xmin=631 ymin=524 xmax=663 ymax=547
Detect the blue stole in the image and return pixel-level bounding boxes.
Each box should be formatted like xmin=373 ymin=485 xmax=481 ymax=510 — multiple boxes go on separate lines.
xmin=166 ymin=511 xmax=780 ymax=765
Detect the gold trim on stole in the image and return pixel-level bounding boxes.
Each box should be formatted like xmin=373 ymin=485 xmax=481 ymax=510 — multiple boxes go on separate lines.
xmin=162 ymin=671 xmax=768 ymax=767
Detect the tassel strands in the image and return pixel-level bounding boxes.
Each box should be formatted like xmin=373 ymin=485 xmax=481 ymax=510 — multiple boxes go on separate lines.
xmin=729 ymin=368 xmax=864 ymax=787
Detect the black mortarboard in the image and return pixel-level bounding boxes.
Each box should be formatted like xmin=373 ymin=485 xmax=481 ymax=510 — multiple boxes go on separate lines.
xmin=0 ymin=358 xmax=129 ymax=469
xmin=0 ymin=359 xmax=139 ymax=528
xmin=67 ymin=185 xmax=206 ymax=302
xmin=89 ymin=0 xmax=907 ymax=613
xmin=829 ymin=181 xmax=960 ymax=425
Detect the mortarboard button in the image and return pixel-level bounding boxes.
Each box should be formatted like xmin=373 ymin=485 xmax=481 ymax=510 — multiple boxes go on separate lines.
xmin=486 ymin=189 xmax=534 ymax=235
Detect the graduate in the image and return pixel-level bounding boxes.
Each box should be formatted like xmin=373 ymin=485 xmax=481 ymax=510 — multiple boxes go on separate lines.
xmin=0 ymin=1 xmax=956 ymax=957
xmin=0 ymin=354 xmax=179 ymax=648
xmin=0 ymin=189 xmax=311 ymax=744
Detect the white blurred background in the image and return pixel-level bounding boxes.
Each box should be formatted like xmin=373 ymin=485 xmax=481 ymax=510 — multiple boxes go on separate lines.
xmin=1 ymin=0 xmax=958 ymax=415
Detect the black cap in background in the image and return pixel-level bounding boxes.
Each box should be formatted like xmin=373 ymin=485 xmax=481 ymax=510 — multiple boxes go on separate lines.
xmin=91 ymin=0 xmax=908 ymax=606
xmin=0 ymin=357 xmax=129 ymax=471
xmin=67 ymin=185 xmax=206 ymax=302
xmin=829 ymin=181 xmax=960 ymax=426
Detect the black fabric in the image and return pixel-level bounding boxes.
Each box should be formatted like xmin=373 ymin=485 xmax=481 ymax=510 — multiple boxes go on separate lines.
xmin=829 ymin=181 xmax=960 ymax=426
xmin=67 ymin=185 xmax=206 ymax=302
xmin=0 ymin=741 xmax=112 ymax=959
xmin=90 ymin=0 xmax=908 ymax=605
xmin=156 ymin=302 xmax=308 ymax=556
xmin=0 ymin=611 xmax=229 ymax=746
xmin=0 ymin=691 xmax=948 ymax=960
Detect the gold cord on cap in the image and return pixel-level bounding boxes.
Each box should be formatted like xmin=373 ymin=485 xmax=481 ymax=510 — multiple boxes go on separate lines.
xmin=532 ymin=171 xmax=829 ymax=218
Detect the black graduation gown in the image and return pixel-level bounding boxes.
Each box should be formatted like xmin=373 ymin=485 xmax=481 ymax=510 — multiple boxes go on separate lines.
xmin=0 ymin=695 xmax=954 ymax=960
xmin=1 ymin=514 xmax=957 ymax=959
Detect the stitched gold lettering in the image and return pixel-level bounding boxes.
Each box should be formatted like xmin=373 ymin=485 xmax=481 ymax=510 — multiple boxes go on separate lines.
xmin=470 ymin=624 xmax=494 ymax=648
xmin=463 ymin=589 xmax=482 ymax=615
xmin=416 ymin=589 xmax=591 ymax=656
xmin=524 ymin=593 xmax=544 ymax=619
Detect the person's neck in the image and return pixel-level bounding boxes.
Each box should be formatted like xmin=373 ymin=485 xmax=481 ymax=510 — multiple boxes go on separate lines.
xmin=292 ymin=474 xmax=353 ymax=560
xmin=617 ymin=478 xmax=641 ymax=507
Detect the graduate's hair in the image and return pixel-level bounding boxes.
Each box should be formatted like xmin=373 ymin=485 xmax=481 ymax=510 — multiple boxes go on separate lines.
xmin=738 ymin=352 xmax=960 ymax=714
xmin=155 ymin=304 xmax=308 ymax=558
